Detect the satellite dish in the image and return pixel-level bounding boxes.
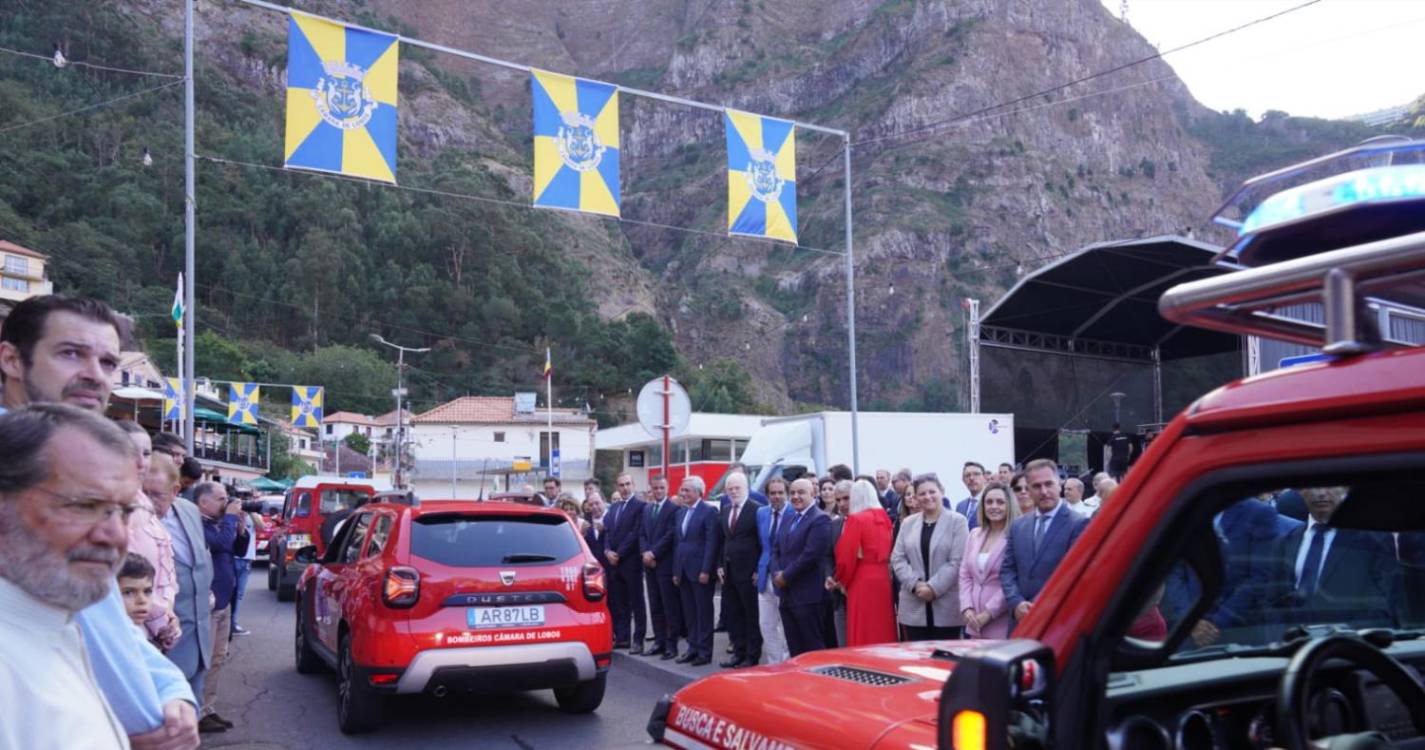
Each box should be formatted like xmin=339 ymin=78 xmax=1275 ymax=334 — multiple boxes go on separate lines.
xmin=636 ymin=377 xmax=692 ymax=440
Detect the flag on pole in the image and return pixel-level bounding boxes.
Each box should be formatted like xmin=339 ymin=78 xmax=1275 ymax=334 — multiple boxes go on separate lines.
xmin=725 ymin=109 xmax=798 ymax=244
xmin=291 ymin=385 xmax=324 ymax=428
xmin=163 ymin=377 xmax=185 ymax=422
xmin=171 ymin=273 xmax=184 ymax=328
xmin=228 ymin=383 xmax=260 ymax=425
xmin=543 ymin=348 xmax=552 ymax=380
xmin=284 ymin=13 xmax=400 ymax=183
xmin=530 ymin=69 xmax=620 ymax=217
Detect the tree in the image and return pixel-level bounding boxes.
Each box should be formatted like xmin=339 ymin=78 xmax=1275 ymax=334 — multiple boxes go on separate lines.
xmin=344 ymin=431 xmax=372 ymax=456
xmin=683 ymin=359 xmax=760 ymax=414
xmin=265 ymin=429 xmax=314 ymax=481
xmin=293 ymin=345 xmax=399 ymax=415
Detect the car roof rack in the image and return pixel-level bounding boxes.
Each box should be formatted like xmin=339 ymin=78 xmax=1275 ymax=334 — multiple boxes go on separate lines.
xmin=1163 ymin=139 xmax=1425 ymax=356
xmin=1160 ymin=228 xmax=1425 ymax=355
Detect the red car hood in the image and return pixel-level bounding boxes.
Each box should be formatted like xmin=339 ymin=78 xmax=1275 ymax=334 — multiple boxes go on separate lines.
xmin=658 ymin=639 xmax=988 ymax=750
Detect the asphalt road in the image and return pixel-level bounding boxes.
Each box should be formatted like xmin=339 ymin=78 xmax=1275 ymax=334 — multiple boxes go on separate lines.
xmin=200 ymin=568 xmax=672 ymax=750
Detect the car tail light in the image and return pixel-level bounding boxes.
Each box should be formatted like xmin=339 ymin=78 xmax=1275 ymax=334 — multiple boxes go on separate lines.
xmin=368 ymin=673 xmax=399 ymax=686
xmin=581 ymin=561 xmax=606 ymax=602
xmin=382 ymin=566 xmax=420 ymax=608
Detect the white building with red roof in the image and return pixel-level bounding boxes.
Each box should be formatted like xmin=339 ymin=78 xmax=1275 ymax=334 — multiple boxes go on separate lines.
xmin=407 ymin=393 xmax=596 ymax=499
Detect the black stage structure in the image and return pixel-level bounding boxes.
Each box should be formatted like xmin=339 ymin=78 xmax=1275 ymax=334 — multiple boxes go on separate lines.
xmin=970 ymin=236 xmax=1243 ymax=475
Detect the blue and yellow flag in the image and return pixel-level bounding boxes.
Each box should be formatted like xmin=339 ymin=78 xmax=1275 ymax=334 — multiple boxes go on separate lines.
xmin=725 ymin=109 xmax=797 ymax=244
xmin=531 ymin=70 xmax=620 ymax=217
xmin=228 ymin=383 xmax=260 ymax=426
xmin=284 ymin=13 xmax=399 ymax=183
xmin=290 ymin=386 xmax=324 ymax=428
xmin=163 ymin=377 xmax=185 ymax=422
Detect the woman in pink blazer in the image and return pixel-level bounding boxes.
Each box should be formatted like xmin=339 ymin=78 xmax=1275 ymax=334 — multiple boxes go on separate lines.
xmin=958 ymin=483 xmax=1021 ymax=638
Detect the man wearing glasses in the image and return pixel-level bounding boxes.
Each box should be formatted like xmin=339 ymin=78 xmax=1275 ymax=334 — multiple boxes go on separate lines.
xmin=1 ymin=295 xmax=200 ymax=750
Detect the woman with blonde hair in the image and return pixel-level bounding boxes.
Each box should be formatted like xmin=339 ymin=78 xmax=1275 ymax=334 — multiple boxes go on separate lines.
xmin=833 ymin=479 xmax=897 ymax=645
xmin=958 ymin=482 xmax=1020 ymax=638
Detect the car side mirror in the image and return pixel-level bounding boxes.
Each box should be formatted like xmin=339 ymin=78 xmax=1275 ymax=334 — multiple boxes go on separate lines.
xmin=938 ymin=640 xmax=1054 ymax=750
xmin=294 ymin=545 xmax=318 ymax=564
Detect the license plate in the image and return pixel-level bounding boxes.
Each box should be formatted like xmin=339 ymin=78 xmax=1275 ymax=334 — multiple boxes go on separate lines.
xmin=467 ymin=605 xmax=545 ymax=629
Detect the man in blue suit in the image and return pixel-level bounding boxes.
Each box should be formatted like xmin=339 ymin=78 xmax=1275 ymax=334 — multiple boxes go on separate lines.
xmin=1258 ymin=486 xmax=1398 ymax=632
xmin=1002 ymin=459 xmax=1089 ymax=621
xmin=954 ymin=462 xmax=987 ymax=531
xmin=639 ymin=476 xmax=681 ymax=659
xmin=755 ymin=477 xmax=790 ymax=664
xmin=772 ymin=478 xmax=832 ymax=657
xmin=672 ymin=476 xmax=720 ymax=666
xmin=604 ymin=473 xmax=647 ymax=652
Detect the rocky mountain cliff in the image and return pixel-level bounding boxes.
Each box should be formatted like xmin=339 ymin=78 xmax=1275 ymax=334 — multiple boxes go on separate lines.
xmin=16 ymin=0 xmax=1392 ymax=414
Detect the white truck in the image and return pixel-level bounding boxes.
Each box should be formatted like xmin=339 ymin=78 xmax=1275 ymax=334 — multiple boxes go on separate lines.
xmin=733 ymin=411 xmax=1015 ymax=492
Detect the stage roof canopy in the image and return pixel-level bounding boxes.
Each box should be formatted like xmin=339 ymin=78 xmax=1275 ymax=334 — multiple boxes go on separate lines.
xmin=980 ymin=235 xmax=1241 ymax=362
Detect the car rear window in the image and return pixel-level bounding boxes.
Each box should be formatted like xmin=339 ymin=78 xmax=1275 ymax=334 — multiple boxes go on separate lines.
xmin=410 ymin=513 xmax=582 ymax=567
xmin=320 ymin=488 xmax=368 ymax=514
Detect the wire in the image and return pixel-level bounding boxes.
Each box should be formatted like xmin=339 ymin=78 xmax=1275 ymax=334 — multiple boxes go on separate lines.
xmin=0 ymin=43 xmax=184 ymax=79
xmin=196 ymin=155 xmax=851 ymax=259
xmin=0 ymin=78 xmax=184 ymax=135
xmin=853 ymin=0 xmax=1325 ymax=148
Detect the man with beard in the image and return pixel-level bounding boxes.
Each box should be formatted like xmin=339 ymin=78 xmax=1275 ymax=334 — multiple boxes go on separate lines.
xmin=0 ymin=404 xmax=198 ymax=750
xmin=1 ymin=295 xmax=200 ymax=750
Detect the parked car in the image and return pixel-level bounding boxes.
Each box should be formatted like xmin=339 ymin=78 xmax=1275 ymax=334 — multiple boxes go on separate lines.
xmin=293 ymin=497 xmax=613 ymax=733
xmin=647 ymin=141 xmax=1425 ymax=749
xmin=253 ymin=495 xmax=284 ymax=563
xmin=268 ymin=475 xmax=385 ymax=601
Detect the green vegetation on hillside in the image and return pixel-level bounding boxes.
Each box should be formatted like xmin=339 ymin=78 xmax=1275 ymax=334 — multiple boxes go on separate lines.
xmin=0 ymin=2 xmax=764 ymax=419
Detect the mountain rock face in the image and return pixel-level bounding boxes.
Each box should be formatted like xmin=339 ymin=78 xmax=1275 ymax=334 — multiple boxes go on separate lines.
xmin=133 ymin=0 xmax=1247 ymax=410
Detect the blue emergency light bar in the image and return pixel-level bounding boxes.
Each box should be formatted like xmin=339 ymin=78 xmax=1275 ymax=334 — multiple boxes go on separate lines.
xmin=1240 ymin=164 xmax=1425 ymax=236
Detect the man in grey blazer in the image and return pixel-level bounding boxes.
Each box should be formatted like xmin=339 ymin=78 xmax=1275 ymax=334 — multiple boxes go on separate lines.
xmin=160 ymin=478 xmax=215 ymax=705
xmin=1001 ymin=459 xmax=1089 ymax=621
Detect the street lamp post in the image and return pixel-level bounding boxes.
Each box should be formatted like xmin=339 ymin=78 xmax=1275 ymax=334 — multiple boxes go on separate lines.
xmin=370 ymin=334 xmax=430 ymax=489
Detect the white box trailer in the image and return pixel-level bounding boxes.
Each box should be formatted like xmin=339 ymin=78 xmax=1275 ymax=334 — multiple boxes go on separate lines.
xmin=734 ymin=411 xmax=1015 ymax=493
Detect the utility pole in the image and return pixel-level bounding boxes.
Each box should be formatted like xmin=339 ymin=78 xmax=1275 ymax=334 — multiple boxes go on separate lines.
xmin=371 ymin=334 xmax=430 ymax=488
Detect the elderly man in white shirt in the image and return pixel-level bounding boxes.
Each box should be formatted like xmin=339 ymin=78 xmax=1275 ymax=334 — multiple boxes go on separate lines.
xmin=0 ymin=404 xmax=141 ymax=750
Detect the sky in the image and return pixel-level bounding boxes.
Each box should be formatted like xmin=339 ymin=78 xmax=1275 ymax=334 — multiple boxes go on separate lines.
xmin=1097 ymin=0 xmax=1425 ymax=120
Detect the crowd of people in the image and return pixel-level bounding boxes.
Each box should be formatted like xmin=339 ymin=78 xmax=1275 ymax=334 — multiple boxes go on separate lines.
xmin=0 ymin=294 xmax=264 ymax=750
xmin=546 ymin=453 xmax=1119 ymax=668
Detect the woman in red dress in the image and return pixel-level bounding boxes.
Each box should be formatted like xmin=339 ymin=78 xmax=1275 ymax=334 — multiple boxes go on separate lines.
xmin=833 ymin=479 xmax=898 ymax=646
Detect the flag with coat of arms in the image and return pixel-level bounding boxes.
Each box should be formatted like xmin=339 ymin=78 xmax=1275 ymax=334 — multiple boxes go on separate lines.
xmin=725 ymin=109 xmax=798 ymax=244
xmin=530 ymin=69 xmax=620 ymax=217
xmin=163 ymin=378 xmax=185 ymax=422
xmin=290 ymin=386 xmax=324 ymax=428
xmin=228 ymin=383 xmax=260 ymax=426
xmin=284 ymin=13 xmax=400 ymax=183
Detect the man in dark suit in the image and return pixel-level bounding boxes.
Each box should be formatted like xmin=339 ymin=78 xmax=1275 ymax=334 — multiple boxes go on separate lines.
xmin=954 ymin=462 xmax=987 ymax=531
xmin=1002 ymin=459 xmax=1089 ymax=621
xmin=1167 ymin=496 xmax=1303 ymax=646
xmin=582 ymin=496 xmax=607 ymax=572
xmin=639 ymin=475 xmax=681 ymax=659
xmin=716 ymin=472 xmax=763 ymax=667
xmin=603 ymin=473 xmax=647 ymax=652
xmin=772 ymin=477 xmax=833 ymax=657
xmin=1261 ymin=486 xmax=1398 ymax=632
xmin=673 ymin=476 xmax=720 ymax=666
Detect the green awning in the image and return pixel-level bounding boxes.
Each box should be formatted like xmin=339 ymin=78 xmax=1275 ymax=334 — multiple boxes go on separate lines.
xmin=248 ymin=477 xmax=291 ymax=492
xmin=193 ymin=407 xmax=260 ymax=434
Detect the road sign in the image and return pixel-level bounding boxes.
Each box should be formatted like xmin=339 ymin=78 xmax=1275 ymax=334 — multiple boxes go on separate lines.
xmin=636 ymin=377 xmax=691 ymax=440
xmin=550 ymin=448 xmax=561 ymax=478
xmin=1279 ymin=352 xmax=1334 ymax=368
xmin=346 ymin=471 xmax=367 ymax=479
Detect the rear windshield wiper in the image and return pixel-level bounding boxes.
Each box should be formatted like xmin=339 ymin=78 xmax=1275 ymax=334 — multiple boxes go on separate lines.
xmin=501 ymin=553 xmax=558 ymax=563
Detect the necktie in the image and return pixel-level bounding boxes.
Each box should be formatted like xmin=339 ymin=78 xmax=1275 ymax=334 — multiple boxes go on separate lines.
xmin=771 ymin=509 xmax=781 ymax=540
xmin=682 ymin=505 xmax=692 ymax=536
xmin=1298 ymin=524 xmax=1326 ymax=597
xmin=1033 ymin=514 xmax=1049 ymax=555
xmin=729 ymin=502 xmax=740 ymax=532
xmin=652 ymin=501 xmax=660 ymax=520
